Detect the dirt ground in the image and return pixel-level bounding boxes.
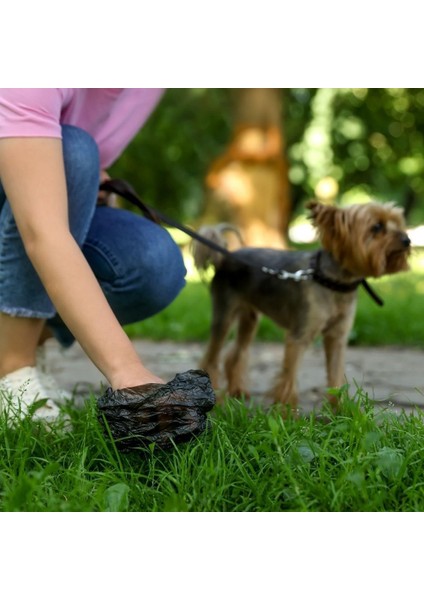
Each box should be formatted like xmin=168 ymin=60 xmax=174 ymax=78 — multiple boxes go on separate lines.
xmin=44 ymin=338 xmax=424 ymax=415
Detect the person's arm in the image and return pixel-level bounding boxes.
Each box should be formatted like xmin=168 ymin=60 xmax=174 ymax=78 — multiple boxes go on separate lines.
xmin=0 ymin=137 xmax=163 ymax=388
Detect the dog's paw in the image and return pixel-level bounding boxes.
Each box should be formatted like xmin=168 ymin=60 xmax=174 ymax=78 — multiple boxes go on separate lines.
xmin=227 ymin=387 xmax=251 ymax=401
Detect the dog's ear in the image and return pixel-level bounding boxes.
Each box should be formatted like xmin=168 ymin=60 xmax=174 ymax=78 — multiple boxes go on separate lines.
xmin=306 ymin=201 xmax=351 ymax=261
xmin=306 ymin=200 xmax=338 ymax=229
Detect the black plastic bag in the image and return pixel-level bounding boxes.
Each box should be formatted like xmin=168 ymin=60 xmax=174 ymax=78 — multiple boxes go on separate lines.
xmin=97 ymin=369 xmax=216 ymax=450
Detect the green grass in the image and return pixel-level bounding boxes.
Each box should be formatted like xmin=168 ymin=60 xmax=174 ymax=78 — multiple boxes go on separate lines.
xmin=2 ymin=391 xmax=424 ymax=511
xmin=351 ymin=271 xmax=424 ymax=346
xmin=2 ymin=250 xmax=423 ymax=513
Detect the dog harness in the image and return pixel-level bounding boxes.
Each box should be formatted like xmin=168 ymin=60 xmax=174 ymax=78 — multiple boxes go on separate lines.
xmin=262 ymin=251 xmax=383 ymax=305
xmin=310 ymin=250 xmax=384 ymax=306
xmin=100 ymin=179 xmax=384 ymax=307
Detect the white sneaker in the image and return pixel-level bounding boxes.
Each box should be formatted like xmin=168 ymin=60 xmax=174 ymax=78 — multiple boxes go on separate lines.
xmin=0 ymin=366 xmax=61 ymax=423
xmin=36 ymin=346 xmax=73 ymax=405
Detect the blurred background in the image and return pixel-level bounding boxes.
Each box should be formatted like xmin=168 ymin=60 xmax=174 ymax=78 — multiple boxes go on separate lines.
xmin=110 ymin=88 xmax=424 ymax=249
xmin=112 ymin=88 xmax=424 ymax=346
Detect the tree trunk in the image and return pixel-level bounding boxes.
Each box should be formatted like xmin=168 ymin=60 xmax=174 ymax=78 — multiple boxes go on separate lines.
xmin=201 ymin=89 xmax=291 ymax=248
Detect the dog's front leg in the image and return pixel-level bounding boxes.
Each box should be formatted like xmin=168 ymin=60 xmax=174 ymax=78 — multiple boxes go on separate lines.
xmin=225 ymin=307 xmax=259 ymax=399
xmin=323 ymin=304 xmax=355 ymax=409
xmin=200 ymin=297 xmax=238 ymax=395
xmin=323 ymin=332 xmax=349 ymax=409
xmin=271 ymin=334 xmax=311 ymax=412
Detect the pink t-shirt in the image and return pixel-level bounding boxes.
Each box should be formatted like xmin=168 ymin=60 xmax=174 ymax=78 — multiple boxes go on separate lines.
xmin=0 ymin=88 xmax=164 ymax=168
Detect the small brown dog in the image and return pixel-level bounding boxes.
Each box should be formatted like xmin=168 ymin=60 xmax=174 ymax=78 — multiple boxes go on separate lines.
xmin=192 ymin=200 xmax=411 ymax=411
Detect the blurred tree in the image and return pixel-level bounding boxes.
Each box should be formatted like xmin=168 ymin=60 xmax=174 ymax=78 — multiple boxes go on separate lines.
xmin=110 ymin=89 xmax=232 ymax=220
xmin=110 ymin=88 xmax=424 ymax=230
xmin=331 ymin=88 xmax=424 ymax=221
xmin=200 ymin=89 xmax=291 ymax=248
xmin=286 ymin=88 xmax=424 ymax=222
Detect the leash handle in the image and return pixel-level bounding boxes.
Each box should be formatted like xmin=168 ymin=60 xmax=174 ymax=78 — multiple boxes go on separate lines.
xmin=99 ymin=179 xmax=160 ymax=224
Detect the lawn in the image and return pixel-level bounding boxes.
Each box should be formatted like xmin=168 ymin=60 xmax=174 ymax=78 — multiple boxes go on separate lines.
xmin=1 ymin=248 xmax=424 ymax=512
xmin=1 ymin=390 xmax=424 ymax=511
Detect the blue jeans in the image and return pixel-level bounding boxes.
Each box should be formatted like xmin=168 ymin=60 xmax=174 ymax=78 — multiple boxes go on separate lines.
xmin=0 ymin=125 xmax=187 ymax=347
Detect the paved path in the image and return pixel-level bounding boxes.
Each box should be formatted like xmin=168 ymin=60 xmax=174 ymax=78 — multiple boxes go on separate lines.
xmin=43 ymin=338 xmax=424 ymax=414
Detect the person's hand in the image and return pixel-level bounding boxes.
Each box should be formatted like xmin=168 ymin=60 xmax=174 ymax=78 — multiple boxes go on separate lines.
xmin=97 ymin=170 xmax=119 ymax=207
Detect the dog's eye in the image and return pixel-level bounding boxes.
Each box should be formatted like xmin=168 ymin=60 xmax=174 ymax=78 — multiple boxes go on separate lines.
xmin=371 ymin=221 xmax=385 ymax=234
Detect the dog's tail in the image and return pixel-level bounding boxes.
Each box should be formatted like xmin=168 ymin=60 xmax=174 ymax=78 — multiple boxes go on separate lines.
xmin=191 ymin=223 xmax=245 ymax=271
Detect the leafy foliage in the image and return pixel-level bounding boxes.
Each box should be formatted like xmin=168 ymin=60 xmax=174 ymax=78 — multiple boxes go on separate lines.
xmin=110 ymin=88 xmax=424 ymax=225
xmin=110 ymin=89 xmax=232 ymax=220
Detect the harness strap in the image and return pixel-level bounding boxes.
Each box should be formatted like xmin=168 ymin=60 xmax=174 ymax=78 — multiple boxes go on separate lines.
xmin=310 ymin=251 xmax=362 ymax=293
xmin=310 ymin=251 xmax=384 ymax=306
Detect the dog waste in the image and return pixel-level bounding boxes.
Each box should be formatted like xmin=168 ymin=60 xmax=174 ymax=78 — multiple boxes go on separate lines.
xmin=97 ymin=369 xmax=216 ymax=450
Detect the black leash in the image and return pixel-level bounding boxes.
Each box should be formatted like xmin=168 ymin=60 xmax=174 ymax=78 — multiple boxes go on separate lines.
xmin=100 ymin=178 xmax=236 ymax=261
xmin=99 ymin=178 xmax=384 ymax=306
xmin=361 ymin=280 xmax=384 ymax=306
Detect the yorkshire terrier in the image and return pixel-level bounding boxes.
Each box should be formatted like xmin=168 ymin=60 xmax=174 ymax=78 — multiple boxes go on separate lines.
xmin=192 ymin=200 xmax=411 ymax=411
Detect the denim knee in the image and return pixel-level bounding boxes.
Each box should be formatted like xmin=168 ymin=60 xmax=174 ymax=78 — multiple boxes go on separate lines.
xmin=134 ymin=225 xmax=187 ymax=315
xmin=109 ymin=236 xmax=187 ymax=324
xmin=47 ymin=209 xmax=187 ymax=347
xmin=85 ymin=207 xmax=187 ymax=319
